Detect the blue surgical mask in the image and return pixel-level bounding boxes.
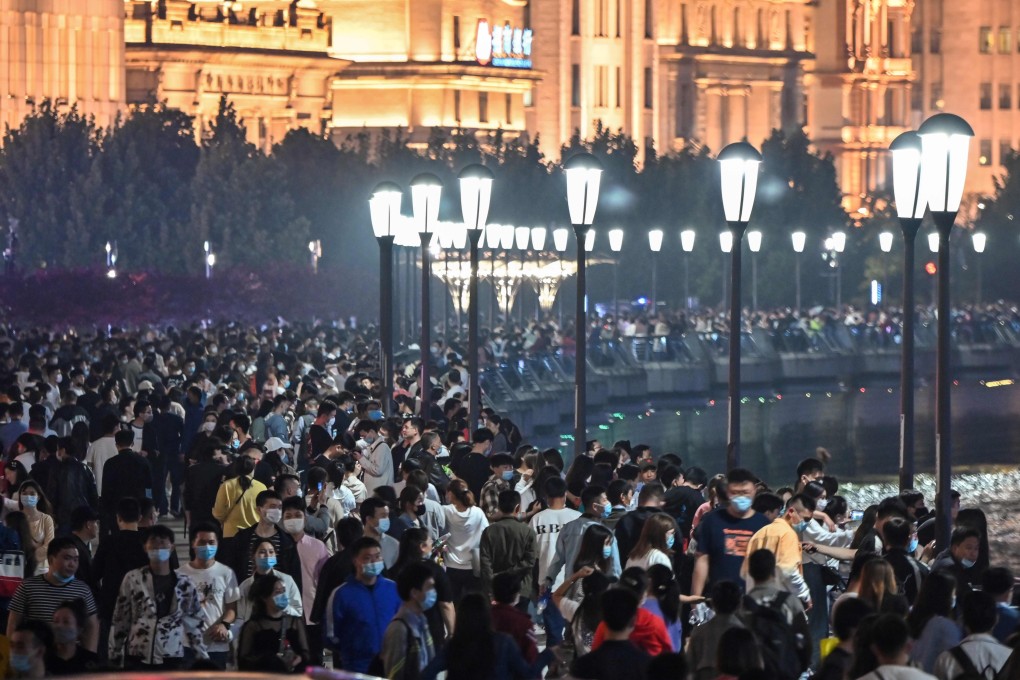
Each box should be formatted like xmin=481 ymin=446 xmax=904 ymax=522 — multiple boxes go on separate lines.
xmin=9 ymin=653 xmax=32 ymax=673
xmin=21 ymin=495 xmax=38 ymax=508
xmin=601 ymin=503 xmax=612 ymax=519
xmin=423 ymin=589 xmax=438 ymax=610
xmin=666 ymin=534 xmax=676 ymax=549
xmin=961 ymin=558 xmax=976 ymax=569
xmin=273 ymin=593 xmax=290 ymax=610
xmin=196 ymin=545 xmax=218 ymax=561
xmin=369 ymin=410 xmax=384 ymax=420
xmin=364 ymin=561 xmax=385 ymax=577
xmin=908 ymin=537 xmax=919 ymax=553
xmin=793 ymin=520 xmax=808 ymax=533
xmin=52 ymin=572 xmax=75 ymax=584
xmin=257 ymin=556 xmax=277 ymax=571
xmin=731 ymin=496 xmax=752 ymax=513
xmin=601 ymin=545 xmax=612 ymax=559
xmin=501 ymin=470 xmax=514 ymax=482
xmin=378 ymin=517 xmax=390 ymax=533
xmin=148 ymin=548 xmax=172 ymax=563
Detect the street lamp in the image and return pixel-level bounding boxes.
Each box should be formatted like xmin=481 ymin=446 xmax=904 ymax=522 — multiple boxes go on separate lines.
xmin=458 ymin=164 xmax=494 ymax=430
xmin=564 ymin=152 xmax=603 ymax=459
xmin=890 ymin=130 xmax=926 ymax=491
xmin=918 ymin=112 xmax=974 ymax=551
xmin=308 ymin=240 xmax=321 ymax=274
xmin=791 ymin=231 xmax=806 ymax=310
xmin=972 ymin=232 xmax=986 ymax=304
xmin=680 ymin=229 xmax=695 ymax=309
xmin=718 ymin=141 xmax=762 ymax=470
xmin=370 ymin=181 xmax=403 ymax=415
xmin=747 ymin=230 xmax=762 ymax=312
xmin=411 ymin=172 xmax=443 ymax=418
xmin=831 ymin=230 xmax=846 ymax=310
xmin=719 ymin=230 xmax=733 ymax=307
xmin=203 ymin=240 xmax=213 ymax=279
xmin=879 ymin=231 xmax=894 ymax=306
xmin=608 ymin=228 xmax=624 ymax=321
xmin=105 ymin=241 xmax=118 ymax=279
xmin=927 ymin=231 xmax=940 ymax=253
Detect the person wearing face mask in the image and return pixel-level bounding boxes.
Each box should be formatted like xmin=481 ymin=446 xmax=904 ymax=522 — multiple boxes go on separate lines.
xmin=881 ymin=516 xmax=930 ymax=606
xmin=17 ymin=481 xmax=54 ymax=575
xmin=108 ymin=524 xmax=208 ymax=670
xmin=231 ymin=490 xmax=298 ymax=581
xmin=380 ymin=562 xmax=439 ymax=677
xmin=325 ymin=537 xmax=401 ymax=673
xmin=742 ymin=493 xmax=816 ymax=610
xmin=360 ymin=498 xmax=401 ymax=568
xmin=625 ymin=513 xmax=677 ymax=572
xmin=280 ymin=496 xmax=328 ymax=667
xmin=177 ymin=523 xmax=239 ymax=669
xmin=47 ymin=599 xmax=100 ymax=675
xmin=690 ymin=468 xmax=771 ymax=599
xmin=931 ymin=526 xmax=984 ymax=595
xmin=478 ymin=490 xmax=538 ymax=604
xmin=237 ymin=573 xmax=310 ymax=673
xmin=479 ymin=453 xmax=516 ymax=521
xmin=353 ymin=420 xmax=393 ymax=494
xmin=7 ymin=537 xmax=100 ymax=652
xmin=390 ymin=485 xmax=428 ymax=542
xmin=8 ymin=620 xmax=51 ymax=678
xmin=237 ymin=540 xmax=302 ymax=624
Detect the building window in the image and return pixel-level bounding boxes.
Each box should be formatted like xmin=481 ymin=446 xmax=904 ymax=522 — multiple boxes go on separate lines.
xmin=572 ymin=64 xmax=581 ymax=107
xmin=979 ymin=26 xmax=993 ymax=53
xmin=911 ymin=29 xmax=922 ymax=54
xmin=479 ymin=92 xmax=488 ymax=123
xmin=1000 ymin=140 xmax=1012 ymax=165
xmin=595 ymin=0 xmax=608 ymax=36
xmin=1000 ymin=84 xmax=1012 ymax=109
xmin=979 ymin=139 xmax=992 ymax=166
xmin=710 ymin=6 xmax=718 ymax=45
xmin=930 ymin=82 xmax=943 ymax=110
xmin=453 ymin=16 xmax=461 ymax=50
xmin=615 ymin=67 xmax=622 ymax=107
xmin=680 ymin=4 xmax=688 ymax=44
xmin=1000 ymin=27 xmax=1011 ymax=53
xmin=733 ymin=8 xmax=741 ymax=46
xmin=980 ymin=83 xmax=992 ymax=110
xmin=594 ymin=65 xmax=608 ymax=107
xmin=616 ymin=0 xmax=621 ymax=38
xmin=757 ymin=9 xmax=766 ymax=48
xmin=644 ymin=67 xmax=653 ymax=109
xmin=524 ymin=87 xmax=534 ymax=108
xmin=572 ymin=0 xmax=579 ymax=35
xmin=454 ymin=90 xmax=461 ymax=122
xmin=645 ymin=0 xmax=653 ymax=38
xmin=505 ymin=93 xmax=512 ymax=125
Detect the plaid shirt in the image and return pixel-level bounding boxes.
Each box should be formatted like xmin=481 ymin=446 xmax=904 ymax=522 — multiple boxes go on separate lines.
xmin=480 ymin=476 xmax=511 ymax=519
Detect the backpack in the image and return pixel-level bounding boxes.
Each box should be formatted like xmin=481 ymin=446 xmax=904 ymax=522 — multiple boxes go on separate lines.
xmin=948 ymin=643 xmax=1006 ymax=680
xmin=250 ymin=416 xmax=267 ymax=444
xmin=741 ymin=592 xmax=807 ymax=680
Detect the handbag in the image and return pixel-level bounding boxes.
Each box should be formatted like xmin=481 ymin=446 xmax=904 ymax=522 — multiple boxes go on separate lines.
xmin=0 ymin=550 xmax=25 ymax=598
xmin=276 ymin=615 xmax=297 ymax=669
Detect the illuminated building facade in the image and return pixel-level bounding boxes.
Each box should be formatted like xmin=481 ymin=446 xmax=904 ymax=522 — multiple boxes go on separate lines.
xmin=0 ymin=0 xmax=125 ymax=131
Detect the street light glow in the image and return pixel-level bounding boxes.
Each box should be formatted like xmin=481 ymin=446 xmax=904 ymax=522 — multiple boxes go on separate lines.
xmin=410 ymin=173 xmax=442 ymax=234
xmin=552 ymin=227 xmax=569 ymax=252
xmin=370 ymin=181 xmax=403 ymax=238
xmin=608 ymin=228 xmax=624 ymax=252
xmin=648 ymin=229 xmax=663 ymax=253
xmin=917 ymin=113 xmax=975 ymax=214
xmin=890 ymin=131 xmax=926 ymax=220
xmin=531 ymin=227 xmax=547 ymax=251
xmin=584 ymin=229 xmax=595 ymax=252
xmin=457 ymin=164 xmax=494 ymax=232
xmin=514 ymin=226 xmax=530 ymax=250
xmin=564 ymin=153 xmax=603 ymax=226
xmin=879 ymin=231 xmax=894 ymax=253
xmin=718 ymin=142 xmax=762 ymax=224
xmin=928 ymin=231 xmax=940 ymax=253
xmin=972 ymin=232 xmax=987 ymax=253
xmin=680 ymin=229 xmax=695 ymax=253
xmin=719 ymin=231 xmax=733 ymax=253
xmin=747 ymin=230 xmax=762 ymax=253
xmin=791 ymin=231 xmax=806 ymax=253
xmin=831 ymin=231 xmax=847 ymax=253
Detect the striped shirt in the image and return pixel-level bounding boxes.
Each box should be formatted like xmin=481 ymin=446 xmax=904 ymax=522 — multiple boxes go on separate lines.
xmin=10 ymin=575 xmax=98 ymax=622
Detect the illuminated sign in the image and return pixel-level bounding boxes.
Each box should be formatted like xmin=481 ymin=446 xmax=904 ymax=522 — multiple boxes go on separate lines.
xmin=475 ymin=20 xmax=533 ymax=69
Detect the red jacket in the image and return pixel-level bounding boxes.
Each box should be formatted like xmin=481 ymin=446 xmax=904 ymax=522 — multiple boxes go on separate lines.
xmin=592 ymin=607 xmax=672 ymax=656
xmin=491 ymin=602 xmax=538 ymax=663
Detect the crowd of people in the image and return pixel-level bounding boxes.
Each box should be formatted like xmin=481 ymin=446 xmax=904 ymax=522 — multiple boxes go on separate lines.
xmin=0 ymin=320 xmax=1016 ymax=679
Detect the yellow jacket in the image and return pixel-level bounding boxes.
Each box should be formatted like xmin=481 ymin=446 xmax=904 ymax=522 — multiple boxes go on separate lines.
xmin=212 ymin=475 xmax=266 ymax=538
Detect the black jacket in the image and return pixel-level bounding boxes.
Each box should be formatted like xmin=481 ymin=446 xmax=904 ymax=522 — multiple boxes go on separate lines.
xmin=183 ymin=460 xmax=227 ymax=525
xmin=614 ymin=507 xmax=665 ymax=564
xmin=46 ymin=458 xmax=99 ymax=531
xmin=310 ymin=548 xmax=356 ymax=624
xmin=69 ymin=533 xmax=96 ymax=593
xmin=408 ymin=449 xmax=452 ymax=495
xmin=93 ymin=529 xmax=148 ymax=620
xmin=100 ymin=451 xmax=153 ymax=516
xmin=231 ymin=525 xmax=300 ymax=583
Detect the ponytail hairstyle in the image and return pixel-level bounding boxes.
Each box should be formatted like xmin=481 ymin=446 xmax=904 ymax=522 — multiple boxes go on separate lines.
xmin=235 ymin=455 xmax=256 ymax=491
xmin=646 ymin=564 xmax=680 ymax=624
xmin=447 ymin=479 xmax=475 ymax=508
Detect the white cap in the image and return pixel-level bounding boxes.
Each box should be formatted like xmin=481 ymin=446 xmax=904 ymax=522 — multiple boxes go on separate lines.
xmin=264 ymin=437 xmax=291 ymax=453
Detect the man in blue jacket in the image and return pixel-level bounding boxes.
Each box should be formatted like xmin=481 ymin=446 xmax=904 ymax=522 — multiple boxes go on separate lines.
xmin=327 ymin=536 xmax=400 ymax=673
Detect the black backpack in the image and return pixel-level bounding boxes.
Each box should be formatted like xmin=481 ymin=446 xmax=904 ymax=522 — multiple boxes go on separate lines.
xmin=741 ymin=592 xmax=807 ymax=680
xmin=948 ymin=643 xmax=1009 ymax=680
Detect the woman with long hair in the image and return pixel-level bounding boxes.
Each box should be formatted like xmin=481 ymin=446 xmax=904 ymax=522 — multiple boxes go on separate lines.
xmin=907 ymin=571 xmax=962 ymax=672
xmin=237 ymin=573 xmax=309 ymax=673
xmin=2 ymin=461 xmax=30 ymax=512
xmin=857 ymin=558 xmax=907 ymax=614
xmin=551 ymin=568 xmax=612 ymax=658
xmin=850 ymin=505 xmax=879 ymax=549
xmin=644 ymin=564 xmax=682 ymax=651
xmin=236 ymin=540 xmax=301 ymax=624
xmin=626 ymin=514 xmax=677 ymax=572
xmin=389 ymin=527 xmax=455 ymax=646
xmin=212 ymin=454 xmax=267 ymax=548
xmin=441 ymin=479 xmax=488 ymax=600
xmin=18 ymin=481 xmax=53 ymax=574
xmin=563 ymin=456 xmax=594 ymax=509
xmin=422 ymin=592 xmax=553 ymax=680
xmin=573 ymin=524 xmax=614 ymax=577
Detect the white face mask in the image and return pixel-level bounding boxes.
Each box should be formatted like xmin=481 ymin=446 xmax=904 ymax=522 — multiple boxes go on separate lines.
xmin=282 ymin=518 xmax=304 ymax=535
xmin=264 ymin=508 xmax=282 ymax=524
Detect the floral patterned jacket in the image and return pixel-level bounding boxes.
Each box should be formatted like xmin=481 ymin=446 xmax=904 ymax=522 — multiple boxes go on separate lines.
xmin=109 ymin=566 xmax=208 ymax=666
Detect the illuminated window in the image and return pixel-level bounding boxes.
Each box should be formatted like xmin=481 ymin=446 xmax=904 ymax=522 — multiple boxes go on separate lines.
xmin=594 ymin=65 xmax=608 ymax=107
xmin=1000 ymin=26 xmax=1011 ymax=54
xmin=979 ymin=26 xmax=993 ymax=53
xmin=524 ymin=87 xmax=534 ymax=108
xmin=979 ymin=139 xmax=992 ymax=166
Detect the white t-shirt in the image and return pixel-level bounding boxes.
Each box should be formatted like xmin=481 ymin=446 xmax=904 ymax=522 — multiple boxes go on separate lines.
xmin=236 ymin=569 xmax=302 ymax=622
xmin=625 ymin=548 xmax=672 ymax=572
xmin=442 ymin=505 xmax=489 ymax=570
xmin=85 ymin=436 xmax=119 ymax=496
xmin=178 ymin=561 xmax=240 ymax=653
xmin=530 ymin=507 xmax=582 ymax=587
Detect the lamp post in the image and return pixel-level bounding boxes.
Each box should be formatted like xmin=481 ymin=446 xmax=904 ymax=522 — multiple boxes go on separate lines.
xmin=681 ymin=229 xmax=695 ymax=309
xmin=719 ymin=230 xmax=733 ymax=306
xmin=718 ymin=142 xmax=762 ymax=470
xmin=890 ymin=130 xmax=926 ymax=491
xmin=203 ymin=240 xmax=213 ymax=279
xmin=105 ymin=240 xmax=118 ymax=279
xmin=879 ymin=231 xmax=894 ymax=305
xmin=609 ymin=228 xmax=624 ymax=321
xmin=564 ymin=153 xmax=603 ymax=459
xmin=791 ymin=231 xmax=806 ymax=310
xmin=308 ymin=240 xmax=322 ymax=274
xmin=747 ymin=230 xmax=762 ymax=312
xmin=832 ymin=230 xmax=846 ymax=310
xmin=918 ymin=113 xmax=974 ymax=550
xmin=972 ymin=232 xmax=986 ymax=304
xmin=648 ymin=229 xmax=663 ymax=311
xmin=370 ymin=181 xmax=402 ymax=415
xmin=458 ymin=164 xmax=494 ymax=430
xmin=411 ymin=173 xmax=443 ymax=418
xmin=927 ymin=231 xmax=940 ymax=306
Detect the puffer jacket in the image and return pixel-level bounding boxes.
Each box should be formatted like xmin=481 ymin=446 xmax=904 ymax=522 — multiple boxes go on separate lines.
xmin=109 ymin=567 xmax=208 ymax=666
